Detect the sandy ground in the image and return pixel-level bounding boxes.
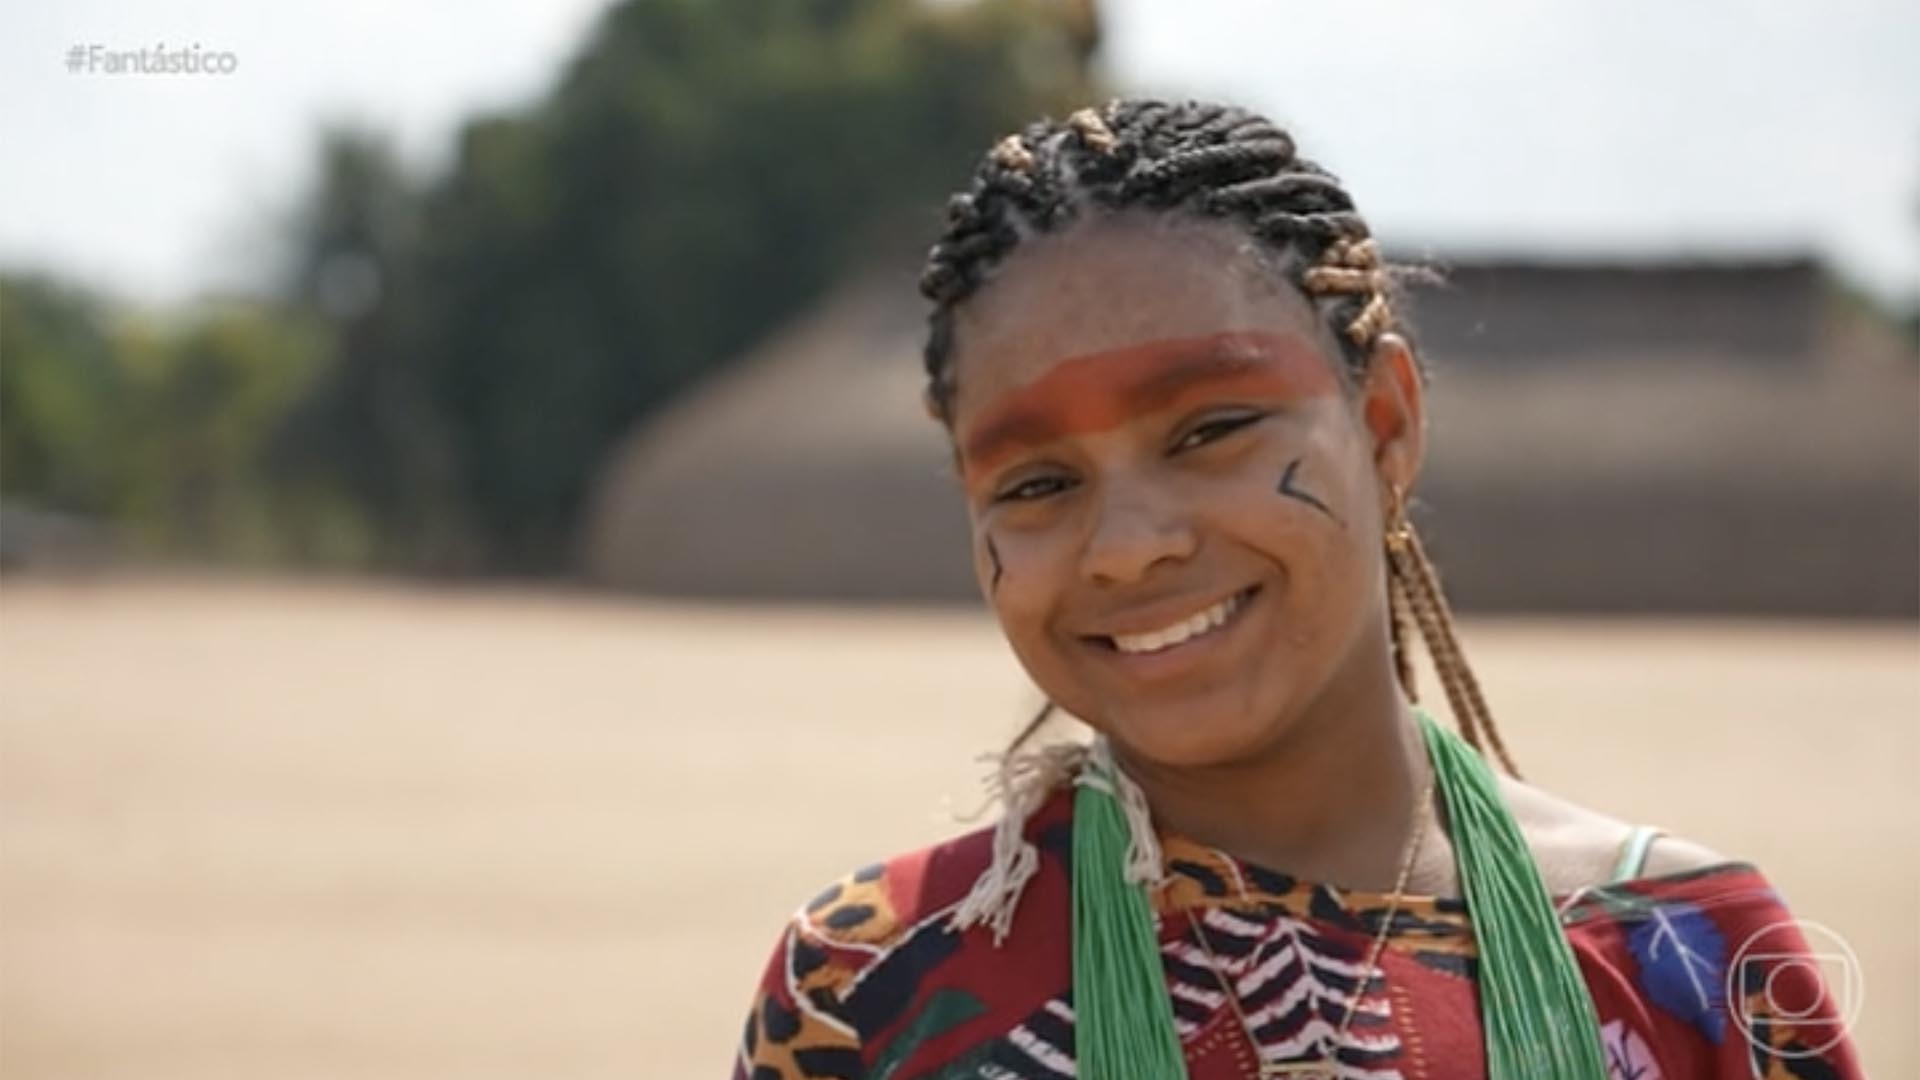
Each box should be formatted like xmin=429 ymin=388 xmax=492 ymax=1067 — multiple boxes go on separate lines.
xmin=0 ymin=575 xmax=1914 ymax=1078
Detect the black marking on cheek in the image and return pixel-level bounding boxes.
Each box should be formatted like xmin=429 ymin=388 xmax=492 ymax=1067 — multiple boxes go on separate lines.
xmin=1277 ymin=457 xmax=1344 ymax=527
xmin=986 ymin=534 xmax=1005 ymax=592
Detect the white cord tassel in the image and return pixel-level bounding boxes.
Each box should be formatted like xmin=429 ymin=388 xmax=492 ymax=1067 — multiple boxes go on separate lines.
xmin=947 ymin=740 xmax=1087 ymax=944
xmin=1086 ymin=736 xmax=1169 ymax=888
xmin=948 ymin=734 xmax=1165 ymax=945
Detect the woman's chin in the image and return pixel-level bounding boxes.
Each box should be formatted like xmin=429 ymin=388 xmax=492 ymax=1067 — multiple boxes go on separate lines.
xmin=1099 ymin=704 xmax=1287 ymax=772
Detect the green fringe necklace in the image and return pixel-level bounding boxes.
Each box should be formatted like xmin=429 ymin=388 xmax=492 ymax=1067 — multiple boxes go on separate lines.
xmin=1069 ymin=706 xmax=1611 ymax=1079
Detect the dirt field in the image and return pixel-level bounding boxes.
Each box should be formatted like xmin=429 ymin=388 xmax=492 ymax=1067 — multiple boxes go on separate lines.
xmin=1 ymin=575 xmax=1913 ymax=1078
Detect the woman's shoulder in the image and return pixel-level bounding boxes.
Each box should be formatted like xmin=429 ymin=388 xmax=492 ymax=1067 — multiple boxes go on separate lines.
xmin=732 ymin=789 xmax=1076 ymax=1074
xmin=787 ymin=784 xmax=1076 ymax=957
xmin=1496 ymin=771 xmax=1737 ymax=895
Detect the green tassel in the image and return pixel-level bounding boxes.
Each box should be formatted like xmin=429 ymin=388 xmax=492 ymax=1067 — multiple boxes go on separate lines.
xmin=1416 ymin=707 xmax=1611 ymax=1079
xmin=1071 ymin=773 xmax=1189 ymax=1080
xmin=1067 ymin=714 xmax=1610 ymax=1080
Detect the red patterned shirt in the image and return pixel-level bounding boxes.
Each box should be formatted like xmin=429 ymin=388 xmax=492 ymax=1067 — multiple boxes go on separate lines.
xmin=732 ymin=786 xmax=1866 ymax=1080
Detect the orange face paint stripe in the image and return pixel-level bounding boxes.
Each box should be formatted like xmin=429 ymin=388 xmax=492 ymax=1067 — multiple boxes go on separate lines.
xmin=960 ymin=330 xmax=1339 ymax=481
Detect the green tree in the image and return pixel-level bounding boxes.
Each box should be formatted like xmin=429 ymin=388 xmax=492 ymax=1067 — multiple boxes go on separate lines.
xmin=0 ymin=276 xmax=126 ymax=515
xmin=112 ymin=303 xmax=339 ymax=561
xmin=1 ymin=274 xmax=357 ymax=564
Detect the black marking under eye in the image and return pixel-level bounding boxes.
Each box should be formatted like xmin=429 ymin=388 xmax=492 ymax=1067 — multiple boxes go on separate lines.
xmin=986 ymin=534 xmax=1005 ymax=592
xmin=1277 ymin=458 xmax=1343 ymax=526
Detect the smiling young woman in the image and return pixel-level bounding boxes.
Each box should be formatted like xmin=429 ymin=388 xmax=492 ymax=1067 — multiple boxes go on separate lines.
xmin=729 ymin=99 xmax=1865 ymax=1080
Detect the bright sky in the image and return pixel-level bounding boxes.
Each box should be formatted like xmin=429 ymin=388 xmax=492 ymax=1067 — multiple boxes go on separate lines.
xmin=3 ymin=0 xmax=1915 ymax=307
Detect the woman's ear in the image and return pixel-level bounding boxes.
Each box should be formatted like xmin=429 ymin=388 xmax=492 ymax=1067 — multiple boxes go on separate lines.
xmin=1358 ymin=332 xmax=1426 ymax=499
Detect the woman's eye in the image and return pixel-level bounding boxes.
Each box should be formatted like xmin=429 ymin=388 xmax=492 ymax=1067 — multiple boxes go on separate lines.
xmin=1172 ymin=413 xmax=1263 ymax=453
xmin=993 ymin=475 xmax=1074 ymax=503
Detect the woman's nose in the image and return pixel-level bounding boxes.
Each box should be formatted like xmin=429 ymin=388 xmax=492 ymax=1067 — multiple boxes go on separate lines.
xmin=1079 ymin=484 xmax=1199 ymax=587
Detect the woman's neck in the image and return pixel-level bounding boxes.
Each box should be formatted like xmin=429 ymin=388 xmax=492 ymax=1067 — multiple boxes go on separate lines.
xmin=1109 ymin=636 xmax=1454 ymax=896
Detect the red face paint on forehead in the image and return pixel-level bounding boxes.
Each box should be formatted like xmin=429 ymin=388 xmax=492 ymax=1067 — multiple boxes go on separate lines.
xmin=960 ymin=330 xmax=1339 ymax=480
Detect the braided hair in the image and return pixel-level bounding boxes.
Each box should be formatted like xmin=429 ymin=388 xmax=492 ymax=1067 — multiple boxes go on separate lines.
xmin=917 ymin=97 xmax=1419 ymax=428
xmin=917 ymin=97 xmax=1522 ymax=779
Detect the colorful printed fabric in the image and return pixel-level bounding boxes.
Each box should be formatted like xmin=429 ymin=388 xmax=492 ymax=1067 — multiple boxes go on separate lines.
xmin=731 ymin=786 xmax=1865 ymax=1080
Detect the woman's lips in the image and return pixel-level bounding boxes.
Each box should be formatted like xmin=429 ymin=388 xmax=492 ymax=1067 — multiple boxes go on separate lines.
xmin=1081 ymin=584 xmax=1263 ymax=681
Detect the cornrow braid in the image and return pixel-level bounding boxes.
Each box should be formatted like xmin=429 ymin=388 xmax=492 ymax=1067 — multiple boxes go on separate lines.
xmin=1388 ymin=575 xmax=1419 ymax=701
xmin=918 ymin=97 xmax=1422 ymax=427
xmin=1387 ymin=513 xmax=1524 ymax=779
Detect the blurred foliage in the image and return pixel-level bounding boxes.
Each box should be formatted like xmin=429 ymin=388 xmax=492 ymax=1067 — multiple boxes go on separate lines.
xmin=1 ymin=277 xmax=370 ymax=564
xmin=2 ymin=0 xmax=1102 ymax=573
xmin=1 ymin=277 xmax=120 ymax=518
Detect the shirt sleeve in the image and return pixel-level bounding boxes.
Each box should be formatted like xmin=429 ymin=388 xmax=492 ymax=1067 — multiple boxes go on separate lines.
xmin=1576 ymin=863 xmax=1870 ymax=1080
xmin=730 ymin=917 xmax=865 ymax=1080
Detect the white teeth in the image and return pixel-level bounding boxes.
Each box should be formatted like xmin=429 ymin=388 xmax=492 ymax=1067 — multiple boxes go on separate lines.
xmin=1111 ymin=592 xmax=1245 ymax=655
